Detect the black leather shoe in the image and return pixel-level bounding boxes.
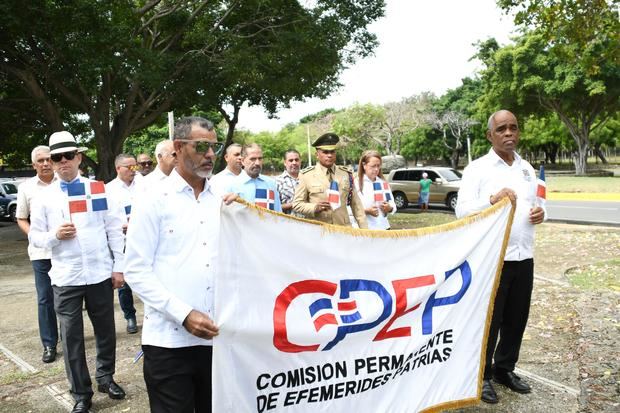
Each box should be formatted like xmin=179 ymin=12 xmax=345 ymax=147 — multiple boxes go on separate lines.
xmin=481 ymin=379 xmax=499 ymax=404
xmin=494 ymin=371 xmax=532 ymax=394
xmin=97 ymin=380 xmax=126 ymax=400
xmin=42 ymin=346 xmax=57 ymax=363
xmin=71 ymin=399 xmax=91 ymax=413
xmin=126 ymin=317 xmax=138 ymax=334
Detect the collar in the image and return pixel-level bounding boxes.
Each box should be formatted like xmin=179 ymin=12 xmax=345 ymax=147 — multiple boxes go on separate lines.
xmin=281 ymin=170 xmax=299 ymax=180
xmin=488 ymin=148 xmax=522 ymax=166
xmin=37 ymin=174 xmax=57 ymax=186
xmin=238 ymin=170 xmax=265 ymax=183
xmin=316 ymin=163 xmax=335 ymax=175
xmin=168 ymin=168 xmax=210 ymax=194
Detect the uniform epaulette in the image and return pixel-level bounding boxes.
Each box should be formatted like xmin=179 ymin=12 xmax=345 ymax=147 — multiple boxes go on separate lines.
xmin=300 ymin=165 xmax=315 ymax=174
xmin=337 ymin=165 xmax=353 ymax=174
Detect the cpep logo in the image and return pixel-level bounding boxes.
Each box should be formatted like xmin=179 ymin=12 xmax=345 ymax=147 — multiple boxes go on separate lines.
xmin=273 ymin=261 xmax=471 ymax=353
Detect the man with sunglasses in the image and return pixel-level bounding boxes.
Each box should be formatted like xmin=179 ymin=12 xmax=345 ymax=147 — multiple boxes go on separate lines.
xmin=227 ymin=143 xmax=282 ymax=212
xmin=293 ymin=133 xmax=367 ymax=228
xmin=137 ymin=153 xmax=154 ymax=176
xmin=15 ymin=145 xmax=59 ymax=364
xmin=125 ymin=116 xmax=235 ymax=413
xmin=106 ymin=153 xmax=143 ymax=334
xmin=29 ymin=131 xmax=127 ymax=413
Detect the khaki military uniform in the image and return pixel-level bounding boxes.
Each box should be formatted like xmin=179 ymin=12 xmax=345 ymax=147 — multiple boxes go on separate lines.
xmin=293 ymin=163 xmax=368 ymax=228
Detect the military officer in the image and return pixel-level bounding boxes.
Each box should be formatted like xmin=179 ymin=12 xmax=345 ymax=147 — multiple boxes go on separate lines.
xmin=293 ymin=133 xmax=368 ymax=228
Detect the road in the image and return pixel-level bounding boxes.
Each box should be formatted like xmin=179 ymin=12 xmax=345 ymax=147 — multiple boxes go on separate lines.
xmin=546 ymin=200 xmax=620 ymax=226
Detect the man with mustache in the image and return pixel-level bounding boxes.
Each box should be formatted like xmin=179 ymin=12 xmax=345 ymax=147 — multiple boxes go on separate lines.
xmin=228 ymin=143 xmax=282 ymax=212
xmin=456 ymin=110 xmax=546 ymax=404
xmin=124 ymin=116 xmax=235 ymax=413
xmin=276 ymin=149 xmax=302 ymax=216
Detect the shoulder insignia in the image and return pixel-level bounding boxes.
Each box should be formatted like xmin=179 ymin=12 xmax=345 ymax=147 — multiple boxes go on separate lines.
xmin=301 ymin=165 xmax=316 ymax=174
xmin=337 ymin=165 xmax=353 ymax=174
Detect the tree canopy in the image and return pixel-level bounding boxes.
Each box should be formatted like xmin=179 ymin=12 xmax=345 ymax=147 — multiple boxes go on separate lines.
xmin=0 ymin=0 xmax=385 ymax=180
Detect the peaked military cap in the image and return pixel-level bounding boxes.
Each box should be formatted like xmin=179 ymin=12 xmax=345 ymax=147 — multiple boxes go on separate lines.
xmin=312 ymin=133 xmax=339 ymax=150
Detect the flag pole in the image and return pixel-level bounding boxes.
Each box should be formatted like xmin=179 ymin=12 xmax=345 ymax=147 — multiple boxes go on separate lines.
xmin=168 ymin=112 xmax=174 ymax=140
xmin=306 ymin=125 xmax=312 ymax=167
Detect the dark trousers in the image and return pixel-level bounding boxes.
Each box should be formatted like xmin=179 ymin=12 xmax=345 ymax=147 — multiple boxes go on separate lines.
xmin=118 ymin=284 xmax=136 ymax=320
xmin=143 ymin=345 xmax=213 ymax=413
xmin=484 ymin=259 xmax=534 ymax=379
xmin=53 ymin=279 xmax=116 ymax=402
xmin=32 ymin=259 xmax=58 ymax=348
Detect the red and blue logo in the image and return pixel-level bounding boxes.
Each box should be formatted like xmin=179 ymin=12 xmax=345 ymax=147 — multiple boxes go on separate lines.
xmin=273 ymin=261 xmax=471 ymax=353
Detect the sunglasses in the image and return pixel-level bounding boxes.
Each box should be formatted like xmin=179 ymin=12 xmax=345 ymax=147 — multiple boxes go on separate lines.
xmin=121 ymin=164 xmax=140 ymax=171
xmin=177 ymin=139 xmax=224 ymax=156
xmin=138 ymin=161 xmax=153 ymax=167
xmin=51 ymin=151 xmax=78 ymax=162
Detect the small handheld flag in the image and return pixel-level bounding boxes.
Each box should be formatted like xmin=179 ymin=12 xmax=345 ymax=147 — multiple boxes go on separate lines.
xmin=124 ymin=205 xmax=132 ymax=221
xmin=536 ymin=164 xmax=546 ymax=208
xmin=67 ymin=181 xmax=108 ymax=214
xmin=327 ymin=181 xmax=341 ymax=209
xmin=536 ymin=165 xmax=546 ymax=200
xmin=255 ymin=188 xmax=275 ymax=210
xmin=382 ymin=181 xmax=393 ymax=202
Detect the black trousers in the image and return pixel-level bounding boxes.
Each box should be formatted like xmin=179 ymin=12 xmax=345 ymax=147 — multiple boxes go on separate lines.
xmin=53 ymin=278 xmax=116 ymax=401
xmin=484 ymin=259 xmax=534 ymax=379
xmin=143 ymin=345 xmax=213 ymax=413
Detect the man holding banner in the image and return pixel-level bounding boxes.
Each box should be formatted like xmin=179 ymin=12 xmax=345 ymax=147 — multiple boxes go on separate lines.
xmin=124 ymin=116 xmax=235 ymax=413
xmin=29 ymin=131 xmax=126 ymax=413
xmin=456 ymin=110 xmax=546 ymax=404
xmin=293 ymin=133 xmax=367 ymax=228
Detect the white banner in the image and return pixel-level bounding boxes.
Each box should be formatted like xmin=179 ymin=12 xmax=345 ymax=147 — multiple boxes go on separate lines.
xmin=214 ymin=199 xmax=514 ymax=413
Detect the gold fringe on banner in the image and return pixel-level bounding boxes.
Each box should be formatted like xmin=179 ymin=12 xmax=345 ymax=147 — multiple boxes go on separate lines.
xmin=232 ymin=197 xmax=517 ymax=411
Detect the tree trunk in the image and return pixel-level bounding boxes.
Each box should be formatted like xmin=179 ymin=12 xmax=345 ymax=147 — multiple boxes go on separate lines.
xmin=217 ymin=104 xmax=240 ymax=173
xmin=593 ymin=144 xmax=608 ymax=164
xmin=450 ymin=148 xmax=459 ymax=169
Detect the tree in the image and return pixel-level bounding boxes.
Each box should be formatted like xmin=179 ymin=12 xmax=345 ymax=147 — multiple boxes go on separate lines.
xmin=332 ymin=95 xmax=432 ymax=158
xmin=426 ymin=111 xmax=479 ymax=168
xmin=481 ymin=0 xmax=620 ymax=174
xmin=1 ymin=0 xmax=385 ymax=180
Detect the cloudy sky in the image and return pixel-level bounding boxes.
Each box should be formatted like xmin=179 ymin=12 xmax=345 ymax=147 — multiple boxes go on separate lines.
xmin=233 ymin=0 xmax=517 ymax=133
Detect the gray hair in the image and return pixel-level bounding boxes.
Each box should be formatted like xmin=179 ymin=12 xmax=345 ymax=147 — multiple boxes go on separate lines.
xmin=173 ymin=116 xmax=215 ymax=140
xmin=114 ymin=153 xmax=135 ymax=167
xmin=225 ymin=143 xmax=242 ymax=156
xmin=31 ymin=145 xmax=50 ymax=163
xmin=242 ymin=143 xmax=262 ymax=157
xmin=154 ymin=139 xmax=174 ymax=158
xmin=487 ymin=110 xmax=514 ymax=131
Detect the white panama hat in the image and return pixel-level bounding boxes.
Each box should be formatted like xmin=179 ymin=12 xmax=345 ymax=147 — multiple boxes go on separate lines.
xmin=49 ymin=131 xmax=88 ymax=155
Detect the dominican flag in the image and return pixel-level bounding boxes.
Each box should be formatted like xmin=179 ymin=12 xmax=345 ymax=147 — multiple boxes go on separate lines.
xmin=328 ymin=181 xmax=341 ymax=209
xmin=67 ymin=181 xmax=108 ymax=214
xmin=124 ymin=205 xmax=132 ymax=221
xmin=537 ymin=165 xmax=546 ymax=200
xmin=255 ymin=188 xmax=275 ymax=210
xmin=373 ymin=181 xmax=393 ymax=203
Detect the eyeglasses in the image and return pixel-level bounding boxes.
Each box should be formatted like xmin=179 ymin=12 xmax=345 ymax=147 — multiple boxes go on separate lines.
xmin=177 ymin=139 xmax=224 ymax=156
xmin=138 ymin=161 xmax=153 ymax=167
xmin=121 ymin=164 xmax=140 ymax=171
xmin=51 ymin=151 xmax=78 ymax=162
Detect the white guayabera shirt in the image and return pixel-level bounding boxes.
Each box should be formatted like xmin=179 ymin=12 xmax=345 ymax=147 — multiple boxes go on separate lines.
xmin=455 ymin=149 xmax=547 ymax=261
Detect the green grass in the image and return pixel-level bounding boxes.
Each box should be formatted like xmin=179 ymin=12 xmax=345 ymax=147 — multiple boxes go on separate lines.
xmin=546 ymin=176 xmax=620 ymax=193
xmin=566 ymin=259 xmax=620 ymax=291
xmin=389 ymin=212 xmax=456 ymax=230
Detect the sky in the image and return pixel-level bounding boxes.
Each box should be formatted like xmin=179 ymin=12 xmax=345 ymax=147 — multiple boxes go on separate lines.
xmin=234 ymin=0 xmax=518 ymax=133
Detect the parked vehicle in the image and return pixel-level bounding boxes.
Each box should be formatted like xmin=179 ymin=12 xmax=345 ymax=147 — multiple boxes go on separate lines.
xmin=0 ymin=180 xmax=19 ymax=222
xmin=386 ymin=167 xmax=462 ymax=210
